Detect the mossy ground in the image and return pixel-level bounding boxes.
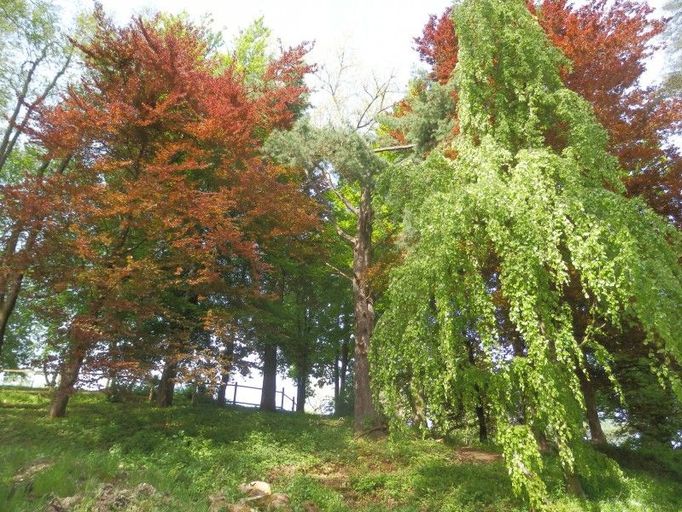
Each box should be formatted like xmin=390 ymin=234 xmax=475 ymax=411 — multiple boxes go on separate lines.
xmin=1 ymin=388 xmax=680 ymax=511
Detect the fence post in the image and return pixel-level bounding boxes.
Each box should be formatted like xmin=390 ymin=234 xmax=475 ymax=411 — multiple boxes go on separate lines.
xmin=291 ymin=396 xmax=295 ymax=412
xmin=233 ymin=382 xmax=238 ymax=405
xmin=280 ymin=387 xmax=285 ymax=410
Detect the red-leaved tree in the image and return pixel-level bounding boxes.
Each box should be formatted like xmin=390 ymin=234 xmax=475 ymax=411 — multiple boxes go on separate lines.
xmin=30 ymin=7 xmax=317 ymax=417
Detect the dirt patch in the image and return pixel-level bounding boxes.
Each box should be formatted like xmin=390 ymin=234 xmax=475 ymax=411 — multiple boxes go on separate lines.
xmin=266 ymin=464 xmax=299 ymax=482
xmin=92 ymin=482 xmax=158 ymax=511
xmin=12 ymin=459 xmax=53 ymax=483
xmin=307 ymin=462 xmax=351 ymax=491
xmin=45 ymin=495 xmax=82 ymax=512
xmin=454 ymin=447 xmax=502 ymax=464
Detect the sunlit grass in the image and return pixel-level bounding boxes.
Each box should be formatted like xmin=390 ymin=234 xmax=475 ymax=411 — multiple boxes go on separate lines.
xmin=0 ymin=388 xmax=680 ymax=511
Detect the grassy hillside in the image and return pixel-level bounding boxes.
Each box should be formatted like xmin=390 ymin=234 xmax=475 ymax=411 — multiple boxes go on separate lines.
xmin=0 ymin=388 xmax=680 ymax=511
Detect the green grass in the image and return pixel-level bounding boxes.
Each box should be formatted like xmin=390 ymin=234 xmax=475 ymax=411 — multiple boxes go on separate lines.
xmin=0 ymin=388 xmax=680 ymax=511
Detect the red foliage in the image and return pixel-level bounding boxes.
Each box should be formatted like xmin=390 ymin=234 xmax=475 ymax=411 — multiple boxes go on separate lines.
xmin=414 ymin=7 xmax=458 ymax=85
xmin=32 ymin=7 xmax=318 ymax=340
xmin=413 ymin=1 xmax=682 ymax=225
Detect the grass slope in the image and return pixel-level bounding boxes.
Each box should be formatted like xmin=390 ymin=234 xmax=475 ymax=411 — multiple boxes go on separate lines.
xmin=0 ymin=388 xmax=680 ymax=511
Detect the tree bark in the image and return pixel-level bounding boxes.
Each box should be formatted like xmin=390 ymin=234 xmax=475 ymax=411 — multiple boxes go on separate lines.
xmin=0 ymin=272 xmax=23 ymax=355
xmin=333 ymin=348 xmax=340 ymax=407
xmin=157 ymin=359 xmax=177 ymax=408
xmin=216 ymin=338 xmax=235 ymax=406
xmin=49 ymin=345 xmax=85 ymax=418
xmin=260 ymin=343 xmax=277 ymax=412
xmin=577 ymin=366 xmax=607 ymax=445
xmin=217 ymin=373 xmax=229 ymax=406
xmin=352 ymin=185 xmax=378 ymax=431
xmin=296 ymin=372 xmax=306 ymax=413
xmin=476 ymin=404 xmax=488 ymax=442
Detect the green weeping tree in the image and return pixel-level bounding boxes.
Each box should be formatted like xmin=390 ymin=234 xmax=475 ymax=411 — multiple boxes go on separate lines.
xmin=373 ymin=0 xmax=682 ymax=505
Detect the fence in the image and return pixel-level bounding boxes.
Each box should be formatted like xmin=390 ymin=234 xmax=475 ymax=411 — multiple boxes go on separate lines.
xmin=0 ymin=369 xmax=298 ymax=412
xmin=224 ymin=382 xmax=296 ymax=411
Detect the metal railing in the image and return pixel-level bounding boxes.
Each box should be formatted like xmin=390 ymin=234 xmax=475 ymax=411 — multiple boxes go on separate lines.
xmin=223 ymin=382 xmax=296 ymax=411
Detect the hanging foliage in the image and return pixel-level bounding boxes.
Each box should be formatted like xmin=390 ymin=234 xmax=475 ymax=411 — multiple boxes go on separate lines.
xmin=373 ymin=0 xmax=682 ymax=505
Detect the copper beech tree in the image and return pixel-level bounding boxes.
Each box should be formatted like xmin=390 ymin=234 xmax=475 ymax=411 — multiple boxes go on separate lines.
xmin=31 ymin=8 xmax=317 ymax=417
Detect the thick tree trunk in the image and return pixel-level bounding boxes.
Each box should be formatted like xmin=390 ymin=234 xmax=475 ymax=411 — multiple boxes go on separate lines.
xmin=260 ymin=343 xmax=277 ymax=412
xmin=577 ymin=367 xmax=607 ymax=445
xmin=49 ymin=346 xmax=85 ymax=418
xmin=352 ymin=185 xmax=377 ymax=431
xmin=157 ymin=360 xmax=177 ymax=408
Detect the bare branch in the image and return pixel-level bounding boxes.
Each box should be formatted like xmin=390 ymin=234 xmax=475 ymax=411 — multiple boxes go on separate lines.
xmin=325 ymin=262 xmax=353 ymax=282
xmin=319 ymin=164 xmax=359 ymax=216
xmin=0 ymin=45 xmax=49 ymax=164
xmin=373 ymin=144 xmax=415 ymax=154
xmin=334 ymin=223 xmax=356 ymax=246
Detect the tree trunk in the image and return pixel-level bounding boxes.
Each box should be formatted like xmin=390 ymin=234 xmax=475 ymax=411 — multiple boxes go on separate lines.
xmin=296 ymin=372 xmax=306 ymax=413
xmin=340 ymin=337 xmax=349 ymax=395
xmin=217 ymin=373 xmax=228 ymax=406
xmin=49 ymin=346 xmax=85 ymax=418
xmin=476 ymin=404 xmax=488 ymax=442
xmin=260 ymin=343 xmax=277 ymax=411
xmin=0 ymin=223 xmax=26 ymax=356
xmin=333 ymin=349 xmax=340 ymax=407
xmin=216 ymin=339 xmax=234 ymax=406
xmin=577 ymin=366 xmax=607 ymax=445
xmin=0 ymin=272 xmax=23 ymax=356
xmin=352 ymin=185 xmax=377 ymax=431
xmin=157 ymin=359 xmax=177 ymax=408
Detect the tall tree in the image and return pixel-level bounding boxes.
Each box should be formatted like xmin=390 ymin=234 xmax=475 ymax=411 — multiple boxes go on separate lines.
xmin=34 ymin=7 xmax=316 ymax=417
xmin=407 ymin=0 xmax=681 ymax=226
xmin=374 ymin=0 xmax=682 ymax=506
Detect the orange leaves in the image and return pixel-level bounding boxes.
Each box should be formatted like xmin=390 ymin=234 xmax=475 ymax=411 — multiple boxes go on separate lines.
xmin=414 ymin=7 xmax=458 ymax=85
xmin=30 ymin=9 xmax=317 ymax=349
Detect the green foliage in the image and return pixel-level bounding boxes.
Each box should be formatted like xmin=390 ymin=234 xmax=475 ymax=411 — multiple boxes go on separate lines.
xmin=373 ymin=0 xmax=682 ymax=506
xmin=2 ymin=389 xmax=680 ymax=511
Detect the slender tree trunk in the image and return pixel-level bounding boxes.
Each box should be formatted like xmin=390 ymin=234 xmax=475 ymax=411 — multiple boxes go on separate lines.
xmin=333 ymin=348 xmax=340 ymax=408
xmin=216 ymin=339 xmax=235 ymax=406
xmin=260 ymin=343 xmax=277 ymax=411
xmin=577 ymin=366 xmax=607 ymax=445
xmin=0 ymin=223 xmax=27 ymax=356
xmin=352 ymin=185 xmax=377 ymax=431
xmin=476 ymin=404 xmax=488 ymax=442
xmin=217 ymin=373 xmax=229 ymax=406
xmin=191 ymin=383 xmax=199 ymax=406
xmin=0 ymin=272 xmax=23 ymax=355
xmin=465 ymin=337 xmax=489 ymax=442
xmin=296 ymin=372 xmax=306 ymax=413
xmin=49 ymin=345 xmax=85 ymax=418
xmin=340 ymin=338 xmax=349 ymax=396
xmin=157 ymin=359 xmax=177 ymax=408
